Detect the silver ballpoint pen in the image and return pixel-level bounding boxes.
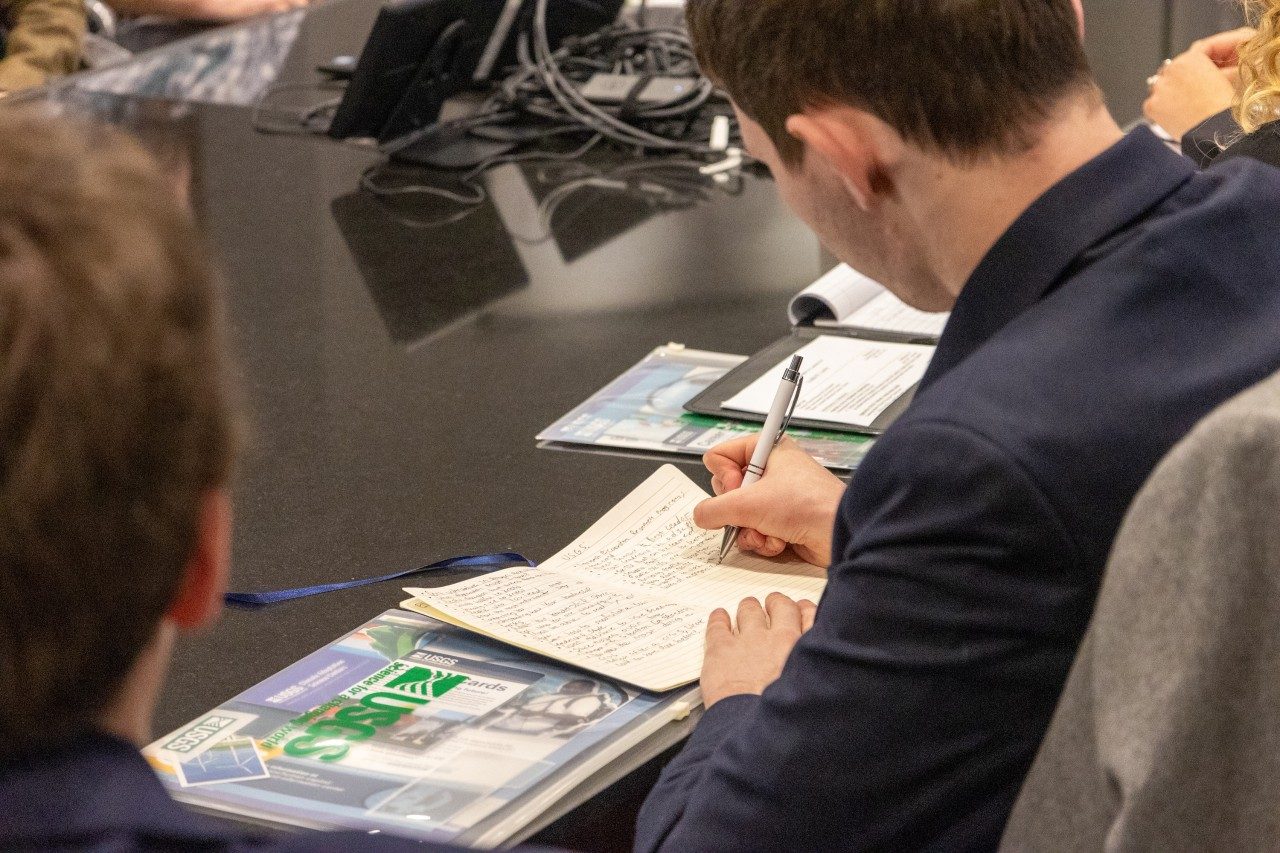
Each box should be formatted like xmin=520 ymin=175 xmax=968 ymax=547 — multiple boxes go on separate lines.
xmin=718 ymin=355 xmax=804 ymax=563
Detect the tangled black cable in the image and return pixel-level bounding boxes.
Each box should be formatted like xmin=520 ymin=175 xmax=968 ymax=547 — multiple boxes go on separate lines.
xmin=356 ymin=2 xmax=738 ymax=222
xmin=251 ymin=81 xmax=346 ymax=137
xmin=379 ymin=2 xmax=730 ymax=163
xmin=360 ymin=131 xmax=605 ymax=225
xmin=513 ymin=0 xmax=722 ymax=153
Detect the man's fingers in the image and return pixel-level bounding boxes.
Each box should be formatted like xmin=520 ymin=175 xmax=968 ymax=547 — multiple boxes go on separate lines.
xmin=764 ymin=592 xmax=801 ymax=634
xmin=705 ymin=435 xmax=806 ymax=486
xmin=739 ymin=528 xmax=767 ymax=552
xmin=692 ymin=488 xmax=763 ymax=532
xmin=736 ymin=530 xmax=781 ymax=555
xmin=692 ymin=494 xmax=728 ymax=530
xmin=798 ymin=599 xmax=818 ymax=632
xmin=707 ymin=608 xmax=733 ymax=639
xmin=736 ymin=597 xmax=767 ymax=632
xmin=737 ymin=529 xmax=786 ymax=558
xmin=758 ymin=535 xmax=787 ymax=557
xmin=707 ymin=466 xmax=744 ymax=496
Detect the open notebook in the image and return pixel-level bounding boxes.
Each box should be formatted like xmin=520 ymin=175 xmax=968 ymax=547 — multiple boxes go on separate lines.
xmin=789 ymin=263 xmax=948 ymax=342
xmin=403 ymin=465 xmax=826 ymax=692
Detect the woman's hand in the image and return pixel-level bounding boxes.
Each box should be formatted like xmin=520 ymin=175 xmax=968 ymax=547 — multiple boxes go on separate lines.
xmin=1144 ymin=27 xmax=1256 ymax=141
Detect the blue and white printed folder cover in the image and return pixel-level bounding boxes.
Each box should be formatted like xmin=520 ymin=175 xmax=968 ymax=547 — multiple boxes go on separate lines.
xmin=146 ymin=609 xmax=698 ymax=846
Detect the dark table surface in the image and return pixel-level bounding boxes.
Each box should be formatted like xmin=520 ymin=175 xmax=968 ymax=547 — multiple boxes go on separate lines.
xmin=35 ymin=1 xmax=822 ymax=847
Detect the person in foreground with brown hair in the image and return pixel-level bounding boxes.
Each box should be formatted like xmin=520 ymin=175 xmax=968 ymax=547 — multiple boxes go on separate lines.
xmin=0 ymin=107 xmax=518 ymax=853
xmin=633 ymin=1 xmax=1280 ymax=850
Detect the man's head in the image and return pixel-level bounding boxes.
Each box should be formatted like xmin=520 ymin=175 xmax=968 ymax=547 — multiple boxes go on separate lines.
xmin=687 ymin=0 xmax=1100 ymax=308
xmin=0 ymin=107 xmax=239 ymax=757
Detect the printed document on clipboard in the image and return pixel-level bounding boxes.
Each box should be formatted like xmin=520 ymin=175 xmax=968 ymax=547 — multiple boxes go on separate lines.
xmin=721 ymin=335 xmax=934 ymax=431
xmin=537 ymin=343 xmax=874 ymax=472
xmin=685 ymin=266 xmax=947 ymax=435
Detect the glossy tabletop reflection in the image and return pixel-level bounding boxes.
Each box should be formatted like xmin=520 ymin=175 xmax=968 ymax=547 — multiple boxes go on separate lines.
xmin=33 ymin=1 xmax=822 ymax=843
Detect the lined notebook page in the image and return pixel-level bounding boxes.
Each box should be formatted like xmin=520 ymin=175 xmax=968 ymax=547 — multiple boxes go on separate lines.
xmin=404 ymin=570 xmax=706 ymax=690
xmin=541 ymin=464 xmax=825 ymax=610
xmin=404 ymin=465 xmax=827 ymax=691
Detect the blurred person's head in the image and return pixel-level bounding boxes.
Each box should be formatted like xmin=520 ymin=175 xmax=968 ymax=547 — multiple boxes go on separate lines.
xmin=1236 ymin=0 xmax=1280 ymax=131
xmin=0 ymin=106 xmax=239 ymax=759
xmin=685 ymin=0 xmax=1109 ymax=311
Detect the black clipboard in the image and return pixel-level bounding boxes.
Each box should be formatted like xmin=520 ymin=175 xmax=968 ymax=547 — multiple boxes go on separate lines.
xmin=683 ymin=327 xmax=922 ymax=436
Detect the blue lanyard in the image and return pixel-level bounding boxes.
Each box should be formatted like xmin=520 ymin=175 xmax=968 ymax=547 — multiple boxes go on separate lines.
xmin=224 ymin=552 xmax=535 ymax=608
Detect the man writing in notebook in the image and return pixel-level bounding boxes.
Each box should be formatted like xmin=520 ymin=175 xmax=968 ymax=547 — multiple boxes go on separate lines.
xmin=635 ymin=1 xmax=1280 ymax=850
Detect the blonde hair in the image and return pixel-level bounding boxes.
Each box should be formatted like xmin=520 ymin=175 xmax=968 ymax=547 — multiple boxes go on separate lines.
xmin=1236 ymin=0 xmax=1280 ymax=131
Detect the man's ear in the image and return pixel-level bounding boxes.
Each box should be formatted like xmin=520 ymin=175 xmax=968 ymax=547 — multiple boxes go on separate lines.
xmin=167 ymin=489 xmax=232 ymax=631
xmin=785 ymin=109 xmax=897 ymax=212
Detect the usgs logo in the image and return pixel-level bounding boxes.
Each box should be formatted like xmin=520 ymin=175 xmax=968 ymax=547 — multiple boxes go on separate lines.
xmin=162 ymin=715 xmax=242 ymax=755
xmin=283 ymin=667 xmax=467 ymax=763
xmin=414 ymin=652 xmax=460 ymax=668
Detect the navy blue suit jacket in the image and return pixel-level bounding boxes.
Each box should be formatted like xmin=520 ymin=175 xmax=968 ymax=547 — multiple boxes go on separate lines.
xmin=0 ymin=732 xmax=532 ymax=851
xmin=635 ymin=128 xmax=1280 ymax=851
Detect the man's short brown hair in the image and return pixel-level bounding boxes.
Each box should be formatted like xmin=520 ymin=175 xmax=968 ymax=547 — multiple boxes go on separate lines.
xmin=0 ymin=107 xmax=238 ymax=756
xmin=687 ymin=0 xmax=1096 ymax=165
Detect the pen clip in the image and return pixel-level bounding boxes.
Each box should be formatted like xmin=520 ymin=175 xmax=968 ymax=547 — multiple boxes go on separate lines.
xmin=775 ymin=374 xmax=803 ymax=446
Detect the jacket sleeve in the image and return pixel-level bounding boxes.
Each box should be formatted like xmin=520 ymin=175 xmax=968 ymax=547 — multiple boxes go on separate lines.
xmin=0 ymin=0 xmax=85 ymax=91
xmin=1180 ymin=109 xmax=1242 ymax=168
xmin=635 ymin=420 xmax=1086 ymax=852
xmin=1001 ymin=394 xmax=1280 ymax=851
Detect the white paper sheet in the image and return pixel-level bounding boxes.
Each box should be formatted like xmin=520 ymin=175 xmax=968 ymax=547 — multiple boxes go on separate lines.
xmin=788 ymin=264 xmax=885 ymax=325
xmin=723 ymin=335 xmax=933 ymax=429
xmin=789 ymin=264 xmax=948 ymax=339
xmin=824 ymin=292 xmax=948 ymax=338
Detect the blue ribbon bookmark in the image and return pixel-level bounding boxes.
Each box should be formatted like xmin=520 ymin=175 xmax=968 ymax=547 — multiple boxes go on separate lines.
xmin=224 ymin=552 xmax=535 ymax=608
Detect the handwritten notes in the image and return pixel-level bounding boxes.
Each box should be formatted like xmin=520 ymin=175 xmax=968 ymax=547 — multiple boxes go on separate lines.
xmin=408 ymin=569 xmax=707 ymax=687
xmin=723 ymin=335 xmax=933 ymax=429
xmin=404 ymin=465 xmax=826 ymax=692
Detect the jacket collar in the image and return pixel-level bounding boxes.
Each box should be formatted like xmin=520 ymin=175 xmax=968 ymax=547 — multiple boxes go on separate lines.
xmin=918 ymin=126 xmax=1196 ymax=391
xmin=0 ymin=731 xmax=246 ymax=844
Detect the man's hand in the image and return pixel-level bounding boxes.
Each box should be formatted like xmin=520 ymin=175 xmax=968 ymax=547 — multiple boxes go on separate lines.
xmin=1144 ymin=27 xmax=1256 ymax=140
xmin=694 ymin=435 xmax=845 ymax=567
xmin=702 ymin=593 xmax=817 ymax=708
